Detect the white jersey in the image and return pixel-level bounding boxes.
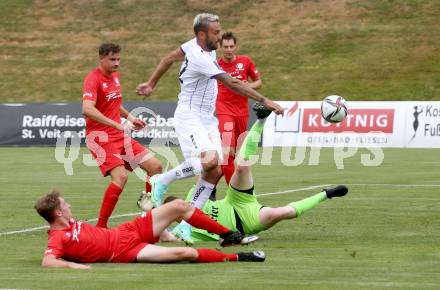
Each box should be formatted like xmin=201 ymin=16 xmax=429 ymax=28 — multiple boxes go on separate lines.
xmin=177 ymin=38 xmax=225 ymax=115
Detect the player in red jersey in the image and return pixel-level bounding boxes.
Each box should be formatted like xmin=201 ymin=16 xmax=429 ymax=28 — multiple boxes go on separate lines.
xmin=35 ymin=189 xmax=264 ymax=268
xmin=217 ymin=32 xmax=262 ymax=184
xmin=82 ymin=43 xmax=162 ymax=228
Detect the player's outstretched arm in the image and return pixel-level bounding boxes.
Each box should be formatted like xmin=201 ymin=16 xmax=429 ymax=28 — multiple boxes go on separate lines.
xmin=136 ymin=48 xmax=185 ymax=97
xmin=216 ymin=74 xmax=283 ymax=115
xmin=42 ymin=254 xmax=91 ymax=269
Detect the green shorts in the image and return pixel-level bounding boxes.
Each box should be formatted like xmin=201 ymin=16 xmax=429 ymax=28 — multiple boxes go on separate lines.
xmin=225 ymin=186 xmax=267 ymax=235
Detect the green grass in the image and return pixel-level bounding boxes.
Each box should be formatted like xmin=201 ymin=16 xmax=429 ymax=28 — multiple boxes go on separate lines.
xmin=0 ymin=147 xmax=439 ymax=289
xmin=0 ymin=0 xmax=439 ymax=102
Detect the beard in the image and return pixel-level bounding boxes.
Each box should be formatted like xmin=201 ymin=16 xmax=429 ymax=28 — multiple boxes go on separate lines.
xmin=206 ymin=39 xmax=218 ymax=51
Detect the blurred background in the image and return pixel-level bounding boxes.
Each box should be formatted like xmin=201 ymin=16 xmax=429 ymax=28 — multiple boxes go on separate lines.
xmin=1 ymin=0 xmax=439 ymax=103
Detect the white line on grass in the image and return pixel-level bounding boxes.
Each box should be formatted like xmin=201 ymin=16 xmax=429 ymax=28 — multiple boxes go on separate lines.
xmin=256 ymin=184 xmax=330 ymax=196
xmin=0 ymin=212 xmax=139 ymax=237
xmin=1 ymin=183 xmax=439 ymax=236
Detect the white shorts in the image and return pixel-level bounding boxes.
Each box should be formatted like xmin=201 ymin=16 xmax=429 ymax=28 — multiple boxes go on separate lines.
xmin=174 ymin=105 xmax=223 ymax=162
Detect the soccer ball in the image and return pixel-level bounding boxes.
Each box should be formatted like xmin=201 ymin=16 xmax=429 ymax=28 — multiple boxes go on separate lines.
xmin=320 ymin=95 xmax=348 ymax=123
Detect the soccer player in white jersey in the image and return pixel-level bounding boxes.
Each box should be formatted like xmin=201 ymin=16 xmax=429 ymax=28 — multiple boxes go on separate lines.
xmin=136 ymin=13 xmax=284 ymax=244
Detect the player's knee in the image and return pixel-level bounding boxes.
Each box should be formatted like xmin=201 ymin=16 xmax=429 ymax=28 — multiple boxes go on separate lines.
xmin=149 ymin=159 xmax=162 ymax=175
xmin=235 ymin=164 xmax=250 ymax=176
xmin=177 ymin=248 xmax=198 ymax=261
xmin=170 ymin=199 xmax=190 ymax=216
xmin=140 ymin=157 xmax=162 ymax=175
xmin=201 ymin=152 xmax=220 ymax=171
xmin=212 ymin=164 xmax=223 ymax=177
xmin=112 ymin=170 xmax=128 ymax=186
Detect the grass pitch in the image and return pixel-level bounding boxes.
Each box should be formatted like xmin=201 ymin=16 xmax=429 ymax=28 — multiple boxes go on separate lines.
xmin=0 ymin=147 xmax=439 ymax=290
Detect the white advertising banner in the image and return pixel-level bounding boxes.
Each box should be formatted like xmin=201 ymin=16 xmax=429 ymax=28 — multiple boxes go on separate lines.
xmin=263 ymin=101 xmax=440 ymax=148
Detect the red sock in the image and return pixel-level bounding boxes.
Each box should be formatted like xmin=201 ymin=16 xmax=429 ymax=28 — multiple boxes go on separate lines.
xmin=221 ymin=155 xmax=235 ymax=185
xmin=196 ymin=248 xmax=237 ymax=263
xmin=186 ymin=208 xmax=230 ymax=235
xmin=96 ymin=182 xmax=123 ymax=228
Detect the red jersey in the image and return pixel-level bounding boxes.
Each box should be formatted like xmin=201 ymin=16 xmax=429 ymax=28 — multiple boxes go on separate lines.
xmin=82 ymin=68 xmax=123 ymax=140
xmin=44 ymin=212 xmax=158 ymax=264
xmin=216 ymin=55 xmax=260 ymax=117
xmin=44 ymin=219 xmax=118 ymax=263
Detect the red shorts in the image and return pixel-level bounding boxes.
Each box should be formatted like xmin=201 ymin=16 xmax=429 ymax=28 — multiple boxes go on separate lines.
xmin=86 ymin=134 xmax=149 ymax=177
xmin=217 ymin=114 xmax=248 ymax=150
xmin=111 ymin=211 xmax=160 ymax=263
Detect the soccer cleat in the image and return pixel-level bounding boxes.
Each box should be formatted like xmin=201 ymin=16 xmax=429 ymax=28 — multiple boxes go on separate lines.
xmin=252 ymin=102 xmax=272 ymax=119
xmin=237 ymin=251 xmax=266 ymax=262
xmin=219 ymin=231 xmax=259 ymax=247
xmin=172 ymin=223 xmax=194 ymax=246
xmin=149 ymin=174 xmax=168 ymax=207
xmin=137 ymin=191 xmax=154 ymax=212
xmin=324 ymin=185 xmax=348 ymax=199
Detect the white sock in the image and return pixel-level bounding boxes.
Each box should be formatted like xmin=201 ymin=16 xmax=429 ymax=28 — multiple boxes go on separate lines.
xmin=190 ymin=179 xmax=215 ymax=209
xmin=158 ymin=158 xmax=202 ymax=185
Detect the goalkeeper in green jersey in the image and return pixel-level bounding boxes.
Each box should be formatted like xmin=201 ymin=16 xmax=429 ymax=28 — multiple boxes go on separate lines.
xmin=141 ymin=102 xmax=348 ymax=243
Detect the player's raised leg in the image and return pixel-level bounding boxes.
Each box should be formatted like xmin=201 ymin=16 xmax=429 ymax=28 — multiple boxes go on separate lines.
xmin=258 ymin=185 xmax=349 ymax=229
xmin=229 ymin=102 xmax=272 ymax=190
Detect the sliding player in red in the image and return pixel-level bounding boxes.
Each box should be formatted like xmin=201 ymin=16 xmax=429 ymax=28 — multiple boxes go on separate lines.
xmin=35 ymin=190 xmax=263 ymax=268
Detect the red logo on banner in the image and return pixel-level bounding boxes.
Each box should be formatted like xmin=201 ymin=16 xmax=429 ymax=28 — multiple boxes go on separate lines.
xmin=302 ymin=109 xmax=395 ymax=133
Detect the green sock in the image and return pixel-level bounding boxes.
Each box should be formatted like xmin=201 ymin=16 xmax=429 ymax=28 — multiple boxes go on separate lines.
xmin=288 ymin=192 xmax=327 ymax=217
xmin=238 ymin=120 xmax=265 ymax=160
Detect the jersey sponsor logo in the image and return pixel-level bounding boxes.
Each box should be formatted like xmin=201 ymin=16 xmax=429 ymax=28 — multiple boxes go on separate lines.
xmin=236 ymin=63 xmax=244 ymax=70
xmin=210 ymin=205 xmax=219 ymax=221
xmin=105 ymin=92 xmax=122 ymax=102
xmin=72 ymin=221 xmax=82 ymax=242
xmin=227 ymin=70 xmax=241 ymax=78
xmin=114 ymin=77 xmax=120 ymax=86
xmin=102 ymin=83 xmax=108 ymax=89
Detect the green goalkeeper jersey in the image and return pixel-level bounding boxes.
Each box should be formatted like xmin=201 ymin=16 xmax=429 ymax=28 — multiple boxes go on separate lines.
xmin=188 ymin=186 xmax=266 ymax=242
xmin=191 ymin=199 xmax=237 ymax=242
